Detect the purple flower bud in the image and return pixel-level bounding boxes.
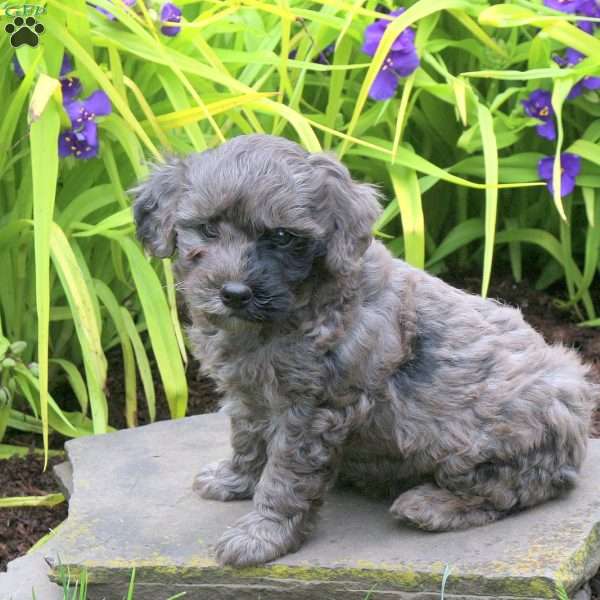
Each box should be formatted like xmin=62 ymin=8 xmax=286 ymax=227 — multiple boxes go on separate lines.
xmin=60 ymin=54 xmax=74 ymax=77
xmin=521 ymin=89 xmax=556 ymax=141
xmin=61 ymin=77 xmax=82 ymax=103
xmin=160 ymin=2 xmax=182 ymax=37
xmin=58 ymin=121 xmax=99 ymax=160
xmin=362 ymin=8 xmax=420 ymax=101
xmin=538 ymin=153 xmax=581 ymax=197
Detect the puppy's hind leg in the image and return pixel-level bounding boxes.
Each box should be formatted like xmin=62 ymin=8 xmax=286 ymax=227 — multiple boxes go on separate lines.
xmin=390 ymin=440 xmax=583 ymax=531
xmin=390 ymin=483 xmax=505 ymax=531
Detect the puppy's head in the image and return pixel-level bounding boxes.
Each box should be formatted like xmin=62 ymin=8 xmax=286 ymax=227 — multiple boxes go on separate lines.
xmin=132 ymin=134 xmax=381 ymax=328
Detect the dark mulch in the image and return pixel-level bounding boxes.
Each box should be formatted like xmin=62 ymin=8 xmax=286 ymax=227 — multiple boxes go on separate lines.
xmin=0 ymin=454 xmax=68 ymax=572
xmin=1 ymin=274 xmax=599 ymax=579
xmin=104 ymin=353 xmax=221 ymax=431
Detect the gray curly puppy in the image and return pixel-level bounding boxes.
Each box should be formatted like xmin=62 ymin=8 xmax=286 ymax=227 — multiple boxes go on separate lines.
xmin=133 ymin=134 xmax=596 ymax=568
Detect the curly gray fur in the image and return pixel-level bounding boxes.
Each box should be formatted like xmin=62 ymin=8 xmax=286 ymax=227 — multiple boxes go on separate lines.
xmin=132 ymin=134 xmax=597 ymax=567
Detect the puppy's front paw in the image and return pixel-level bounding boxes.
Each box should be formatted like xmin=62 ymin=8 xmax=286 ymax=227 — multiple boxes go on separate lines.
xmin=215 ymin=511 xmax=296 ymax=567
xmin=193 ymin=460 xmax=255 ymax=501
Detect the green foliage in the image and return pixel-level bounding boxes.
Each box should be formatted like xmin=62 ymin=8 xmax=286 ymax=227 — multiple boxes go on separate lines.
xmin=0 ymin=492 xmax=64 ymax=508
xmin=440 ymin=564 xmax=452 ymax=599
xmin=50 ymin=566 xmax=187 ymax=600
xmin=555 ymin=581 xmax=570 ymax=600
xmin=0 ymin=0 xmax=598 ymax=456
xmin=55 ymin=563 xmax=88 ymax=600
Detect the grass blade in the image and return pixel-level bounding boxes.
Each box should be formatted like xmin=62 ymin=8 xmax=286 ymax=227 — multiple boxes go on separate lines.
xmin=477 ymin=103 xmax=499 ymax=297
xmin=387 ymin=162 xmax=425 ymax=268
xmin=0 ymin=493 xmax=65 ymax=508
xmin=104 ymin=234 xmax=187 ymax=419
xmin=49 ymin=223 xmax=108 ymax=434
xmin=30 ymin=88 xmax=61 ymax=464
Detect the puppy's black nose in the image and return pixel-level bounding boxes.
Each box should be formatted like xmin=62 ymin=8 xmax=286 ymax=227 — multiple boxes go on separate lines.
xmin=220 ymin=282 xmax=253 ymax=308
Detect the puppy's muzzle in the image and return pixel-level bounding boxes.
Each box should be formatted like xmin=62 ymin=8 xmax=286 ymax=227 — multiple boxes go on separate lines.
xmin=220 ymin=282 xmax=253 ymax=309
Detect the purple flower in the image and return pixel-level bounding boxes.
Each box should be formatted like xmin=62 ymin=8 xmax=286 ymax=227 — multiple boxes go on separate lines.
xmin=554 ymin=48 xmax=600 ymax=98
xmin=65 ymin=90 xmax=112 ymax=127
xmin=362 ymin=8 xmax=420 ymax=101
xmin=61 ymin=78 xmax=82 ymax=103
xmin=538 ymin=153 xmax=581 ymax=197
xmin=94 ymin=0 xmax=136 ymax=20
xmin=363 ymin=9 xmax=416 ymax=55
xmin=554 ymin=47 xmax=586 ymax=67
xmin=543 ymin=0 xmax=583 ymax=12
xmin=576 ymin=0 xmax=600 ymax=32
xmin=522 ymin=90 xmax=556 ymax=141
xmin=58 ymin=121 xmax=99 ymax=160
xmin=160 ymin=2 xmax=182 ymax=36
xmin=59 ymin=90 xmax=110 ymax=160
xmin=60 ymin=54 xmax=74 ymax=77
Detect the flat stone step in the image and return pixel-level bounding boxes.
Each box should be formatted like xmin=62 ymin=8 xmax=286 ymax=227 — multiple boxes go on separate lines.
xmin=4 ymin=413 xmax=600 ymax=599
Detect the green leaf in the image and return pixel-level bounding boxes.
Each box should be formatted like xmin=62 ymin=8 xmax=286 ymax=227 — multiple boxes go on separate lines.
xmin=94 ymin=280 xmax=141 ymax=428
xmin=387 ymin=164 xmax=425 ymax=268
xmin=101 ymin=234 xmax=187 ymax=419
xmin=30 ymin=91 xmax=61 ymax=464
xmin=0 ymin=53 xmax=41 ymax=175
xmin=426 ymin=219 xmax=484 ymax=267
xmin=49 ymin=223 xmax=108 ymax=434
xmin=49 ymin=359 xmax=88 ymax=416
xmin=340 ymin=0 xmax=482 ymax=157
xmin=551 ymin=77 xmax=577 ymax=221
xmin=0 ymin=445 xmax=63 ymax=460
xmin=0 ymin=493 xmax=65 ymax=508
xmin=121 ymin=306 xmax=156 ymax=424
xmin=477 ymin=103 xmax=499 ymax=298
xmin=73 ymin=208 xmax=133 ymax=238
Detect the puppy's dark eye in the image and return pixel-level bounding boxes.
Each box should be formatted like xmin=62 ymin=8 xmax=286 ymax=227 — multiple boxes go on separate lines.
xmin=269 ymin=229 xmax=294 ymax=247
xmin=198 ymin=223 xmax=219 ymax=240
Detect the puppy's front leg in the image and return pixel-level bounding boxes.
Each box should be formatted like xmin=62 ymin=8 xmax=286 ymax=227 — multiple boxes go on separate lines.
xmin=215 ymin=406 xmax=348 ymax=567
xmin=194 ymin=414 xmax=267 ymax=501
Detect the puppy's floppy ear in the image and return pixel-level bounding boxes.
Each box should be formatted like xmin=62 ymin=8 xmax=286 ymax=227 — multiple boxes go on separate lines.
xmin=131 ymin=158 xmax=186 ymax=258
xmin=308 ymin=152 xmax=382 ymax=274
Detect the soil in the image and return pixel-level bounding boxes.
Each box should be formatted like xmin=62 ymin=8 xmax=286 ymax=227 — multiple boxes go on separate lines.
xmin=1 ymin=274 xmax=599 ymax=589
xmin=0 ymin=454 xmax=67 ymax=572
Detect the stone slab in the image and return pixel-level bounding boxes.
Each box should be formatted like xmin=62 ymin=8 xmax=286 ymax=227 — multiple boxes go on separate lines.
xmin=5 ymin=413 xmax=600 ymax=599
xmin=0 ymin=552 xmax=62 ymax=600
xmin=53 ymin=460 xmax=73 ymax=501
